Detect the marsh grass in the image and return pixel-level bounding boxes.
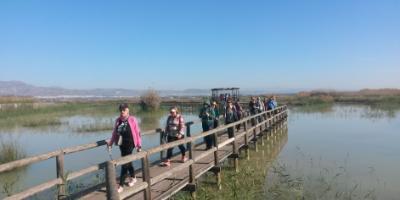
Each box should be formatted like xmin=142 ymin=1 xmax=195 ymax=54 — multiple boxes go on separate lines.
xmin=0 ymin=138 xmax=26 ymax=164
xmin=0 ymin=138 xmax=27 ymax=197
xmin=173 ymin=159 xmax=270 ymax=200
xmin=265 ymin=152 xmax=384 ymax=200
xmin=173 ymin=136 xmax=279 ymax=200
xmin=0 ymin=102 xmax=134 ymax=129
xmin=0 ymin=96 xmax=35 ymax=104
xmin=263 ymin=89 xmax=400 ymax=107
xmin=74 ymin=119 xmax=114 ymax=132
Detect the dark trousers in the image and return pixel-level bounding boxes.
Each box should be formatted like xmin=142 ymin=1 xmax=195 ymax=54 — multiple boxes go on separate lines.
xmin=166 ymin=135 xmax=186 ymax=159
xmin=250 ymin=111 xmax=257 ymax=126
xmin=119 ymin=145 xmax=135 ymax=185
xmin=236 ymin=113 xmax=242 ymax=131
xmin=202 ymin=121 xmax=215 ymax=149
xmin=214 ymin=119 xmax=219 ymax=128
xmin=226 ymin=121 xmax=234 ymax=138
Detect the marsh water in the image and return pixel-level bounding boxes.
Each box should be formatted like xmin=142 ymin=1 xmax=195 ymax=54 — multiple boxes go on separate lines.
xmin=271 ymin=104 xmax=400 ymax=200
xmin=1 ymin=103 xmax=400 ymax=199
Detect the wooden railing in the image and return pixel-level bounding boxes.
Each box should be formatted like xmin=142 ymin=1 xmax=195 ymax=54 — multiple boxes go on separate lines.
xmin=0 ymin=105 xmax=288 ymax=200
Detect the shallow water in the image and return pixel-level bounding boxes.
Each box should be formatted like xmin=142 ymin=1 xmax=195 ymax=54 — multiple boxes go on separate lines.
xmin=274 ymin=104 xmax=400 ymax=199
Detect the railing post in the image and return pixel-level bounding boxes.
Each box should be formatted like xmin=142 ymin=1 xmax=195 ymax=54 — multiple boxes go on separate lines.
xmin=232 ymin=137 xmax=239 ymax=173
xmin=186 ymin=122 xmax=194 ymax=150
xmin=264 ymin=113 xmax=268 ymax=130
xmin=243 ymin=121 xmax=248 ymax=148
xmin=187 ymin=122 xmax=197 ymax=198
xmin=212 ymin=131 xmax=222 ymax=189
xmin=213 ymin=132 xmax=219 ymax=166
xmin=228 ymin=123 xmax=239 ymax=173
xmin=260 ymin=129 xmax=265 ymax=146
xmin=243 ymin=121 xmax=250 ymax=160
xmin=105 ymin=161 xmax=119 ymax=200
xmin=158 ymin=128 xmax=164 ymax=161
xmin=260 ymin=114 xmax=264 ymax=135
xmin=56 ymin=150 xmax=66 ymax=200
xmin=141 ymin=155 xmax=152 ymax=200
xmin=252 ymin=116 xmax=258 ymax=152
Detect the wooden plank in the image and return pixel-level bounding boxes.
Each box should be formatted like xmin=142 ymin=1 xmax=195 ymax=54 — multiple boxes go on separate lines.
xmin=114 ymin=151 xmax=147 ymax=166
xmin=67 ymin=163 xmax=105 ymax=181
xmin=63 ymin=140 xmax=107 ymax=154
xmin=120 ymin=182 xmax=148 ymax=199
xmin=0 ymin=150 xmax=60 ymax=173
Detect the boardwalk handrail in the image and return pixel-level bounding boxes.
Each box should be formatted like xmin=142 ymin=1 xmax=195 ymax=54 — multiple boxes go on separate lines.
xmin=1 ymin=105 xmax=288 ymax=200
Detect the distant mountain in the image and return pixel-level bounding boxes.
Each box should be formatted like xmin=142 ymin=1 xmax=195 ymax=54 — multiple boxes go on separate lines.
xmin=0 ymin=81 xmax=145 ymax=97
xmin=0 ymin=81 xmax=300 ymax=98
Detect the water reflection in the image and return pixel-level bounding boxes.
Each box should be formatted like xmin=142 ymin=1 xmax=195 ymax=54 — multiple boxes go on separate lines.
xmin=277 ymin=104 xmax=400 ymax=199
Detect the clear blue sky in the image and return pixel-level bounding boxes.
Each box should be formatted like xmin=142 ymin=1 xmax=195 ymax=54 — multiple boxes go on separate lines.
xmin=0 ymin=0 xmax=399 ymax=90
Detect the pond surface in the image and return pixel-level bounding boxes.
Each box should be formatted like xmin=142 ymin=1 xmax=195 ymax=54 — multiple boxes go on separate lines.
xmin=271 ymin=104 xmax=400 ymax=200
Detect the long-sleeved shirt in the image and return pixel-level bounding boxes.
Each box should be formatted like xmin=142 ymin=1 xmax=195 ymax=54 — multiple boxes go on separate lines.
xmin=166 ymin=114 xmax=185 ymax=137
xmin=110 ymin=116 xmax=142 ymax=148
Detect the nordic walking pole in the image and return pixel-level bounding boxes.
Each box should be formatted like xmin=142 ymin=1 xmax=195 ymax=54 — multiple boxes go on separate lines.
xmin=107 ymin=143 xmax=113 ymax=160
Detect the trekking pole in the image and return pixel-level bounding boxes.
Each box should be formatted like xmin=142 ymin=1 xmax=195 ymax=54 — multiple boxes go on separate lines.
xmin=107 ymin=145 xmax=113 ymax=160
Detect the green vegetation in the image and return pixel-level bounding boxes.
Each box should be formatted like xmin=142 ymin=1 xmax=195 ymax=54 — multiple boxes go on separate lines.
xmin=0 ymin=102 xmax=136 ymax=129
xmin=0 ymin=138 xmax=26 ymax=164
xmin=74 ymin=121 xmax=114 ymax=132
xmin=279 ymin=95 xmax=334 ymax=106
xmin=174 ymin=157 xmax=271 ymax=200
xmin=265 ymin=156 xmax=384 ymax=200
xmin=238 ymin=89 xmax=400 ymax=107
xmin=173 ymin=128 xmax=287 ymax=200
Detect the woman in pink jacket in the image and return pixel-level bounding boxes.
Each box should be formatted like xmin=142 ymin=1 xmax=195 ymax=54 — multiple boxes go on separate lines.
xmin=107 ymin=103 xmax=142 ymax=193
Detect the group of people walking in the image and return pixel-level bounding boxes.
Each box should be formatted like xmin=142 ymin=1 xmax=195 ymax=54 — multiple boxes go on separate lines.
xmin=106 ymin=104 xmax=188 ymax=193
xmin=199 ymin=99 xmax=244 ymax=148
xmin=249 ymin=96 xmax=278 ymax=114
xmin=106 ymin=96 xmax=277 ymax=193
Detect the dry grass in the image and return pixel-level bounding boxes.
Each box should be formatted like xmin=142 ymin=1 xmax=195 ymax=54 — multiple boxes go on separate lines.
xmin=0 ymin=96 xmax=36 ymax=104
xmin=140 ymin=89 xmax=161 ymax=111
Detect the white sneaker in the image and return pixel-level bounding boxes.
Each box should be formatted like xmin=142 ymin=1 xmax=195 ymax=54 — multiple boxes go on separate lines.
xmin=117 ymin=186 xmax=124 ymax=193
xmin=128 ymin=177 xmax=137 ymax=187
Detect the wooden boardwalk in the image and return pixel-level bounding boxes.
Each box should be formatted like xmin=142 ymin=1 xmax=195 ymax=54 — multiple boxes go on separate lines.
xmin=0 ymin=106 xmax=288 ymax=200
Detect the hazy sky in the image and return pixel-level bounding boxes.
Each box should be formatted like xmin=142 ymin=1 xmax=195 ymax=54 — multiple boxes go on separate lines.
xmin=0 ymin=0 xmax=399 ymax=90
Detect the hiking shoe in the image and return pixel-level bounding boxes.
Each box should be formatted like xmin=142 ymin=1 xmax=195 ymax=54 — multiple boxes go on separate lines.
xmin=128 ymin=177 xmax=137 ymax=187
xmin=181 ymin=156 xmax=188 ymax=163
xmin=117 ymin=186 xmax=124 ymax=193
xmin=160 ymin=160 xmax=171 ymax=167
